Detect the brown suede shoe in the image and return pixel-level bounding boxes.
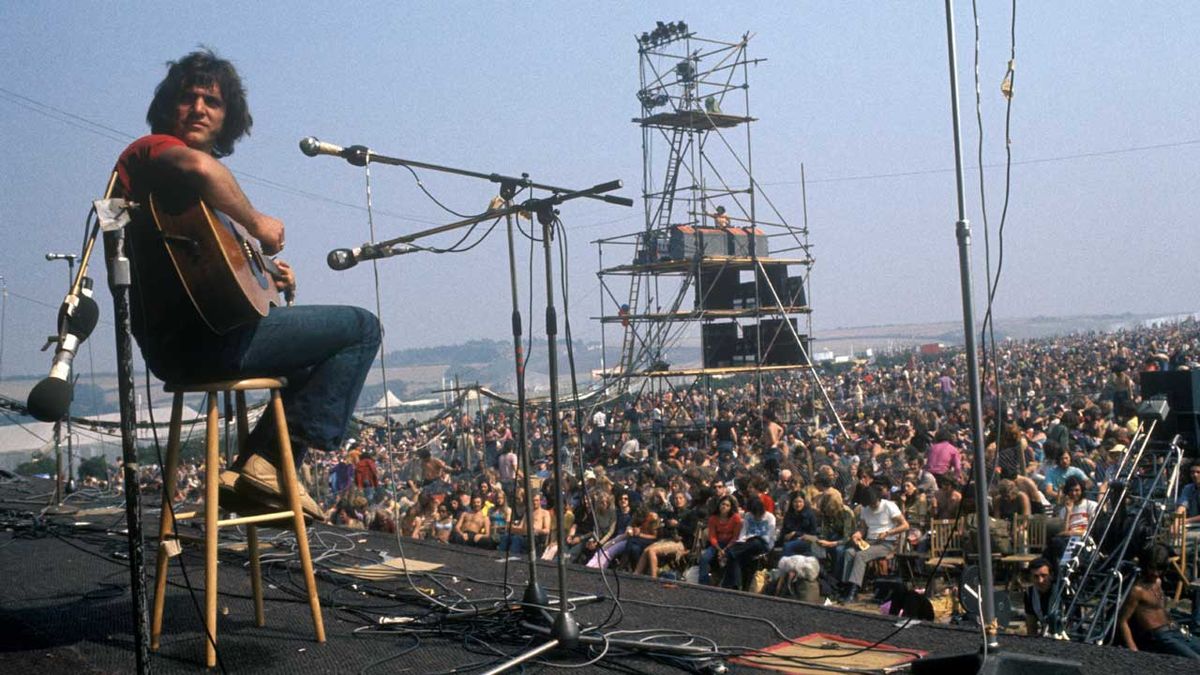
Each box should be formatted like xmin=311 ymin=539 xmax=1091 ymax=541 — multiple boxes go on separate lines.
xmin=235 ymin=454 xmax=325 ymax=521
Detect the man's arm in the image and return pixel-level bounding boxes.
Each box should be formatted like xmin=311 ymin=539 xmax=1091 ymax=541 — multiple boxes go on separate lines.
xmin=1118 ymin=585 xmax=1141 ymax=651
xmin=154 ymin=145 xmax=285 ymax=253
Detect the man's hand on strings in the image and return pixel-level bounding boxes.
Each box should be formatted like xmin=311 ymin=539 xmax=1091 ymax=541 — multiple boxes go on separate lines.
xmin=274 ymin=259 xmax=297 ymax=295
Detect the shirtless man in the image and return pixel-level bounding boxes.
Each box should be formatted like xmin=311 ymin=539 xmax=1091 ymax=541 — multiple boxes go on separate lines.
xmin=530 ymin=496 xmax=553 ymax=554
xmin=761 ymin=409 xmax=785 ymax=454
xmin=452 ymin=494 xmax=490 ymax=546
xmin=419 ymin=448 xmax=448 ymax=487
xmin=1118 ymin=544 xmax=1200 ymax=658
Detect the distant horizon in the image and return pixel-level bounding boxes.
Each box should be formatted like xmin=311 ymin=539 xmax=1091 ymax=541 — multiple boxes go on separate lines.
xmin=2 ymin=308 xmax=1193 ymax=383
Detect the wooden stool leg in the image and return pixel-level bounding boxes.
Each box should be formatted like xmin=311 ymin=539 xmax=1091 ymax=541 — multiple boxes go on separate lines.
xmin=270 ymin=390 xmax=325 ymax=643
xmin=248 ymin=525 xmax=265 ymax=626
xmin=204 ymin=393 xmax=221 ymax=668
xmin=238 ymin=394 xmax=266 ymax=626
xmin=235 ymin=391 xmax=249 ymax=463
xmin=151 ymin=392 xmax=185 ymax=651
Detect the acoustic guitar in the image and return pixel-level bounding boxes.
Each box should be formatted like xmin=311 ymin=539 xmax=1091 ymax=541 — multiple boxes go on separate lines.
xmin=148 ymin=192 xmax=291 ymax=334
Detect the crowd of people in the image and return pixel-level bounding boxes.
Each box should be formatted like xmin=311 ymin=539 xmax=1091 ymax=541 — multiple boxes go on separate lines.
xmin=128 ymin=318 xmax=1200 ymax=655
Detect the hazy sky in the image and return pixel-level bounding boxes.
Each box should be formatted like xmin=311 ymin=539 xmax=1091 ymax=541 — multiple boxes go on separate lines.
xmin=1 ymin=1 xmax=1197 ymax=382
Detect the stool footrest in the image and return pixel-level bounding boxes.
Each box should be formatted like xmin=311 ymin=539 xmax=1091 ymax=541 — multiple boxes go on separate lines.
xmin=218 ymin=511 xmax=296 ymax=528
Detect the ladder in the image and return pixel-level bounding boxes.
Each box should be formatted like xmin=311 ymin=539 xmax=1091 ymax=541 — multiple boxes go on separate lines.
xmin=652 ymin=127 xmax=688 ymax=229
xmin=618 ymin=273 xmax=643 ymax=377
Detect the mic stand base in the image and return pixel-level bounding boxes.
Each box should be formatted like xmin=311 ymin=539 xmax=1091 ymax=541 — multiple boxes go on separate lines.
xmin=551 ymin=611 xmax=580 ymax=649
xmin=521 ymin=582 xmax=549 ymax=621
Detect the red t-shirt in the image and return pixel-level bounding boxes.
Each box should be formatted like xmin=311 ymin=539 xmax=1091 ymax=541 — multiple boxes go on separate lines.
xmin=114 ymin=134 xmax=187 ymax=202
xmin=707 ymin=513 xmax=742 ymax=548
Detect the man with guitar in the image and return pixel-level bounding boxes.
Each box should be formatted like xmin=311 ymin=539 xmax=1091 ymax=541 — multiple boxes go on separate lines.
xmin=111 ymin=49 xmax=380 ymax=519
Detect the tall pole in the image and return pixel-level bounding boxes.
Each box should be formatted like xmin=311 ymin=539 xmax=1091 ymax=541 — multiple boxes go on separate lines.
xmin=537 ymin=205 xmax=578 ymax=648
xmin=105 ymin=222 xmax=151 ymax=673
xmin=944 ymin=0 xmax=997 ymax=646
xmin=500 ymin=193 xmax=546 ymax=610
xmin=0 ymin=275 xmax=7 ymax=383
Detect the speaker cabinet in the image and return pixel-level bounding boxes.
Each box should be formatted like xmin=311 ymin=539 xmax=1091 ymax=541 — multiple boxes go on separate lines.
xmin=702 ymin=322 xmax=739 ymax=368
xmin=696 ymin=267 xmax=738 ymax=311
xmin=1141 ymin=370 xmax=1200 ymax=453
xmin=742 ymin=319 xmax=810 ymax=366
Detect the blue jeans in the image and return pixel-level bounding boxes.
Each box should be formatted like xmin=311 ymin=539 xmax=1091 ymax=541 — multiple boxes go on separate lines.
xmin=781 ymin=538 xmax=813 ymax=557
xmin=699 ymin=545 xmax=721 ymax=585
xmin=1146 ymin=625 xmax=1200 ymax=659
xmin=144 ymin=304 xmax=380 ymax=465
xmin=723 ymin=537 xmax=769 ymax=589
xmin=499 ymin=533 xmax=525 ymax=554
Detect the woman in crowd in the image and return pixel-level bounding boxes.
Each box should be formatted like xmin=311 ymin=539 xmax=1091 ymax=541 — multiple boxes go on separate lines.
xmin=994 ymin=478 xmax=1032 ymax=519
xmin=698 ymin=495 xmax=742 ymax=585
xmin=488 ymin=489 xmax=512 ymax=549
xmin=779 ymin=491 xmax=819 ymax=557
xmin=809 ymin=490 xmax=857 ymax=571
xmin=431 ymin=502 xmax=455 ymax=544
xmin=723 ymin=497 xmax=777 ymax=589
xmin=900 ymin=478 xmax=931 ymax=527
xmin=1058 ymin=475 xmax=1097 ymax=535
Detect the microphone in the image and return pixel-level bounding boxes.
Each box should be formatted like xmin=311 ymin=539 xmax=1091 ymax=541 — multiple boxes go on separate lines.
xmin=327 ymin=243 xmax=413 ymax=271
xmin=26 ymin=281 xmax=99 ymax=422
xmin=45 ymin=253 xmax=78 ymax=262
xmin=299 ymin=137 xmax=370 ymax=166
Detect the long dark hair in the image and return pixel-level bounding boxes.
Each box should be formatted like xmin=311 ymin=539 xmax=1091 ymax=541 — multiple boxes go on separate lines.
xmin=146 ymin=48 xmax=252 ymax=157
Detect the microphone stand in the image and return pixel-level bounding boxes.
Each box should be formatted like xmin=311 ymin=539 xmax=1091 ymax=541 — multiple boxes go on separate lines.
xmin=317 ymin=142 xmax=634 ymax=209
xmin=87 ymin=186 xmax=152 ymax=675
xmin=497 ymin=180 xmax=548 ymax=615
xmin=318 ymin=145 xmax=628 ymax=658
xmin=320 ymin=151 xmax=726 ymax=670
xmin=45 ymin=253 xmax=79 ymax=500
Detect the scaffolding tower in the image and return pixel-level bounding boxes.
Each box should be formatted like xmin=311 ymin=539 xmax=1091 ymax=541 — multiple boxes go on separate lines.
xmin=594 ymin=24 xmax=818 ymax=412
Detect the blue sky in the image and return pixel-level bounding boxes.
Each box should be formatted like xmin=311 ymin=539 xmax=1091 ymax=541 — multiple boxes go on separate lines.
xmin=1 ymin=1 xmax=1197 ymax=380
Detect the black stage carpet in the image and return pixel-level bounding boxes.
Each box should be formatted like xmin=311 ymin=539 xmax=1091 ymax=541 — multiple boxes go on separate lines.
xmin=1 ymin=481 xmax=1195 ymax=674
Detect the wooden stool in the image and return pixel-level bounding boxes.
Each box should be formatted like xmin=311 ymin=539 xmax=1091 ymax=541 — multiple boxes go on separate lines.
xmin=150 ymin=377 xmax=324 ymax=667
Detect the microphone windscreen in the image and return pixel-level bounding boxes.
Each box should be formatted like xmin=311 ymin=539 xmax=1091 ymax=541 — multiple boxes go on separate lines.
xmin=327 ymin=249 xmax=357 ymax=271
xmin=299 ymin=137 xmax=320 ymax=157
xmin=27 ymin=377 xmax=73 ymax=422
xmin=71 ymin=294 xmax=100 ymax=338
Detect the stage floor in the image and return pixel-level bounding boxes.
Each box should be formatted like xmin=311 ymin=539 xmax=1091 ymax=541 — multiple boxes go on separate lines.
xmin=1 ymin=479 xmax=1195 ymax=674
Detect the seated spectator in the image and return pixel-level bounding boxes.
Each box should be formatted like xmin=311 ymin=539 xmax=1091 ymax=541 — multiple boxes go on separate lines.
xmin=722 ymin=497 xmax=777 ymax=589
xmin=451 ymin=493 xmax=490 ymax=546
xmin=698 ymin=495 xmax=742 ymax=585
xmin=431 ymin=503 xmax=454 ymax=543
xmin=1057 ymin=476 xmax=1097 ymax=535
xmin=1023 ymin=557 xmax=1054 ymax=636
xmin=994 ymin=479 xmax=1031 ymax=519
xmin=932 ymin=474 xmax=962 ymax=520
xmin=1042 ymin=450 xmax=1090 ymax=504
xmin=895 ymin=479 xmax=930 ymax=530
xmin=1119 ymin=544 xmax=1200 ymax=658
xmin=836 ymin=485 xmax=908 ymax=603
xmin=807 ymin=490 xmax=856 ymax=570
xmin=587 ymin=504 xmax=656 ymax=568
xmin=487 ymin=490 xmax=512 ymax=548
xmin=779 ymin=492 xmax=819 ymax=557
